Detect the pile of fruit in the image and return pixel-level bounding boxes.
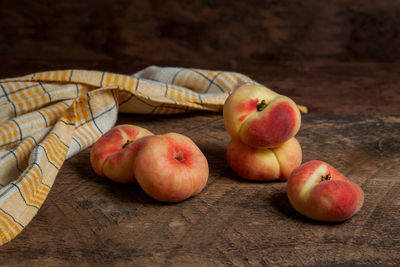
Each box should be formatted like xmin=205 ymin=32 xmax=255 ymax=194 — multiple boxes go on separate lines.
xmin=90 ymin=85 xmax=364 ymax=222
xmin=90 ymin=126 xmax=208 ymax=202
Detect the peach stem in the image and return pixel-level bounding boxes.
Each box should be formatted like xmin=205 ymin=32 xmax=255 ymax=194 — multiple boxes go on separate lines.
xmin=122 ymin=140 xmax=134 ymax=149
xmin=320 ymin=172 xmax=331 ymax=182
xmin=257 ymin=100 xmax=268 ymax=112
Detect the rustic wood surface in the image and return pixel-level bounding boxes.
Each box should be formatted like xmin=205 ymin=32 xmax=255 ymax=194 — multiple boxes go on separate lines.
xmin=0 ymin=112 xmax=399 ymax=266
xmin=1 ymin=0 xmax=400 ymax=265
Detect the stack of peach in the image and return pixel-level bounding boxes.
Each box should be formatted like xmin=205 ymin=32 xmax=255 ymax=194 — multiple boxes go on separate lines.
xmin=90 ymin=85 xmax=364 ymax=222
xmin=224 ymin=85 xmax=364 ymax=222
xmin=223 ymin=85 xmax=303 ymax=182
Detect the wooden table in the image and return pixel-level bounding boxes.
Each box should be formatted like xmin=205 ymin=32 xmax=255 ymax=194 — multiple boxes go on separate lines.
xmin=1 ymin=111 xmax=399 ymax=266
xmin=1 ymin=0 xmax=400 ymax=265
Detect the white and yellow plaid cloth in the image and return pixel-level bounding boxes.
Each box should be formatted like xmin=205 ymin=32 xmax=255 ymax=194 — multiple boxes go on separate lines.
xmin=0 ymin=66 xmax=268 ymax=245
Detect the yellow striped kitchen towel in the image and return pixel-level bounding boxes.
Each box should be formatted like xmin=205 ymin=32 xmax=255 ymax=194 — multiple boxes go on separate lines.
xmin=0 ymin=66 xmax=267 ymax=245
xmin=0 ymin=66 xmax=307 ymax=245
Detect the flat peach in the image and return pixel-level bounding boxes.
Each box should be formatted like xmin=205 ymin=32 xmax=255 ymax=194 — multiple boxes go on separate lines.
xmin=134 ymin=133 xmax=209 ymax=202
xmin=226 ymin=137 xmax=302 ymax=181
xmin=287 ymin=160 xmax=364 ymax=221
xmin=90 ymin=124 xmax=154 ymax=183
xmin=223 ymin=84 xmax=301 ymax=148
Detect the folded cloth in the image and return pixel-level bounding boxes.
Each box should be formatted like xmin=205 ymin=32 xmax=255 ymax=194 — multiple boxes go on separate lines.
xmin=0 ymin=66 xmax=304 ymax=245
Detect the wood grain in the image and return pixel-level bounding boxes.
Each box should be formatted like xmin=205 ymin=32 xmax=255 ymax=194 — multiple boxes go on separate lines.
xmin=1 ymin=113 xmax=399 ymax=266
xmin=1 ymin=0 xmax=400 ymax=63
xmin=1 ymin=60 xmax=399 ymax=114
xmin=1 ymin=0 xmax=399 ymax=264
xmin=1 ymin=0 xmax=400 ymax=114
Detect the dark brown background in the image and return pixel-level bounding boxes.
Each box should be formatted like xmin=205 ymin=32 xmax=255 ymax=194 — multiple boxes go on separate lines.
xmin=1 ymin=1 xmax=400 ymax=266
xmin=1 ymin=0 xmax=400 ymax=113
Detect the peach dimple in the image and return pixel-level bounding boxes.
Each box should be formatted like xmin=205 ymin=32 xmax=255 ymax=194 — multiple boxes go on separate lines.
xmin=237 ymin=98 xmax=259 ymax=123
xmin=242 ymin=100 xmax=298 ymax=148
xmin=90 ymin=130 xmax=124 ymax=176
xmin=102 ymin=135 xmax=153 ymax=183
